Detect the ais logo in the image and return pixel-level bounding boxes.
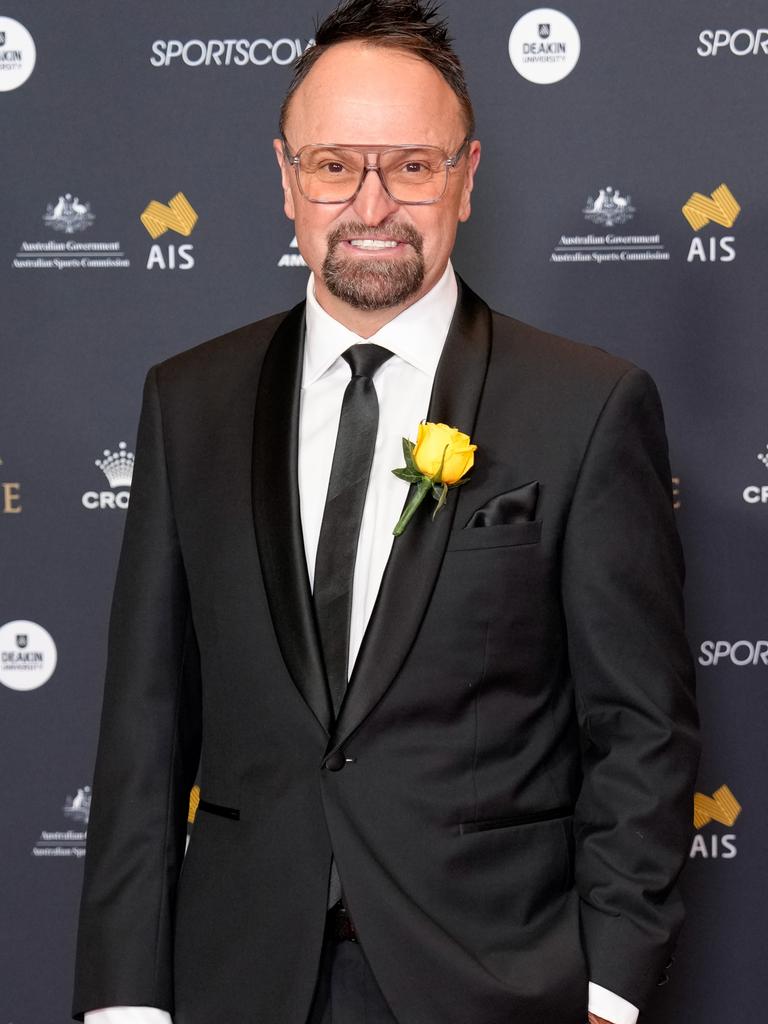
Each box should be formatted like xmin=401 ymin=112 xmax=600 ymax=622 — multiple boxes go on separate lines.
xmin=141 ymin=191 xmax=198 ymax=270
xmin=690 ymin=784 xmax=741 ymax=859
xmin=682 ymin=183 xmax=740 ymax=263
xmin=186 ymin=784 xmax=202 ymax=852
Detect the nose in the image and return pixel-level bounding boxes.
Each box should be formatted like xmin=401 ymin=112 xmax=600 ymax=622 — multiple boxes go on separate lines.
xmin=350 ymin=165 xmax=401 ymax=225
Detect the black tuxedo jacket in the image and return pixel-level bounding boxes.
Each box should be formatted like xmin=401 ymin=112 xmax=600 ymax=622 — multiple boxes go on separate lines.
xmin=73 ymin=279 xmax=699 ymax=1024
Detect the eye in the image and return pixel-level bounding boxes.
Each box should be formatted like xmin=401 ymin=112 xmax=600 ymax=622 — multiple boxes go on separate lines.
xmin=322 ymin=161 xmax=345 ymax=174
xmin=403 ymin=161 xmax=429 ymax=174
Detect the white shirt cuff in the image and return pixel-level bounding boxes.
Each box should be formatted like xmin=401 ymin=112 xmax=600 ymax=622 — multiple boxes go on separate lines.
xmin=588 ymin=982 xmax=639 ymax=1024
xmin=84 ymin=1010 xmax=172 ymax=1024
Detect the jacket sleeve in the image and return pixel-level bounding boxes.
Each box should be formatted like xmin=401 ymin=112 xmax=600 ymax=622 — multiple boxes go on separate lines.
xmin=72 ymin=365 xmax=202 ymax=1020
xmin=561 ymin=367 xmax=700 ymax=1010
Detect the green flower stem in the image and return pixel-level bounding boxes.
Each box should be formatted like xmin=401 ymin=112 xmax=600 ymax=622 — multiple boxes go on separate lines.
xmin=393 ymin=476 xmax=433 ymax=536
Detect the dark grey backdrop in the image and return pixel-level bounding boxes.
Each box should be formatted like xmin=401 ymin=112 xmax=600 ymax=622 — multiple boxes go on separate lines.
xmin=2 ymin=1 xmax=766 ymax=1020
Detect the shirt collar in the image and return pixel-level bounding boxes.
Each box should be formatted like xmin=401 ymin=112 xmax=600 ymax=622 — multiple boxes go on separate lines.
xmin=302 ymin=261 xmax=458 ymax=387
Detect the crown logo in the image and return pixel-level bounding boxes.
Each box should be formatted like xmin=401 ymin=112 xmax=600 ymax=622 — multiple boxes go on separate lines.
xmin=758 ymin=444 xmax=768 ymax=470
xmin=95 ymin=442 xmax=134 ymax=488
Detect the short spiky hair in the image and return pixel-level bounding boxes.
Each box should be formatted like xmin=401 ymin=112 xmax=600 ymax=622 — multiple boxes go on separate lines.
xmin=279 ymin=0 xmax=474 ymax=137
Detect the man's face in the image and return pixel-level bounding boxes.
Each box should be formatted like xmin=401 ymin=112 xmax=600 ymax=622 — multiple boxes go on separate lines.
xmin=274 ymin=41 xmax=480 ymax=317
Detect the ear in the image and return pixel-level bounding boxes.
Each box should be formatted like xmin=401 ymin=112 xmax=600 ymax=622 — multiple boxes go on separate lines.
xmin=458 ymin=140 xmax=481 ymax=223
xmin=273 ymin=138 xmax=296 ymax=221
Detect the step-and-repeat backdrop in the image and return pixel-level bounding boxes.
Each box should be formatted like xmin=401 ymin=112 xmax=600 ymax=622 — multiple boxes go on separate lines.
xmin=2 ymin=2 xmax=766 ymax=1020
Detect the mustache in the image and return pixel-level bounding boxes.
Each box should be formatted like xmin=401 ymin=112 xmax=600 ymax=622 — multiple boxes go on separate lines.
xmin=326 ymin=221 xmax=424 ymax=254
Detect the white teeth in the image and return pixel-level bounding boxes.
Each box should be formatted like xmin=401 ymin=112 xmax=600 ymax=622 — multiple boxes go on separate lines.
xmin=348 ymin=239 xmax=399 ymax=249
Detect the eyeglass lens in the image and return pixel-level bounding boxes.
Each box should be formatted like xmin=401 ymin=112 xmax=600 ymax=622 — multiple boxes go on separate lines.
xmin=297 ymin=147 xmax=450 ymax=203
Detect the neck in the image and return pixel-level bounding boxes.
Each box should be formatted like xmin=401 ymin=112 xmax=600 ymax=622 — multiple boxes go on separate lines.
xmin=312 ymin=268 xmax=446 ymax=339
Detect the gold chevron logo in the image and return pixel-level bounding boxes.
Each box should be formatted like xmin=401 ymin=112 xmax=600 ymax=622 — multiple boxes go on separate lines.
xmin=140 ymin=192 xmax=198 ymax=239
xmin=693 ymin=784 xmax=741 ymax=830
xmin=682 ymin=184 xmax=740 ymax=231
xmin=188 ymin=784 xmax=201 ymax=824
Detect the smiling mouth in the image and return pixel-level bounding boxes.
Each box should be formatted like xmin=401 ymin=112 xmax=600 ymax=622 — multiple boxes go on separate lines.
xmin=327 ymin=221 xmax=424 ymax=259
xmin=345 ymin=238 xmax=403 ymax=251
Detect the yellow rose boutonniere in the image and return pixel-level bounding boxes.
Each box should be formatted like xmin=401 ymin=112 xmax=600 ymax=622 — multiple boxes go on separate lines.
xmin=392 ymin=422 xmax=477 ymax=536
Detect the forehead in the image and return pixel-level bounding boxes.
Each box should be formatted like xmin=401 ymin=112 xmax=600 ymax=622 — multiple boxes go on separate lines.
xmin=286 ymin=41 xmax=464 ymax=146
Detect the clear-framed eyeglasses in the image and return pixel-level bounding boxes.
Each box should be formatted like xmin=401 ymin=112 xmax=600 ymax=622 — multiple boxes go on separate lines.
xmin=281 ymin=136 xmax=470 ymax=205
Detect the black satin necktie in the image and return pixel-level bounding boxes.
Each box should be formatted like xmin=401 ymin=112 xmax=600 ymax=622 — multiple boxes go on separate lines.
xmin=314 ymin=343 xmax=392 ymax=911
xmin=313 ymin=343 xmax=393 ymax=717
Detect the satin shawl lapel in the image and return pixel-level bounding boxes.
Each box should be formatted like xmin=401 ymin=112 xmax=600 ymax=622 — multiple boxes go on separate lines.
xmin=252 ymin=302 xmax=333 ymax=736
xmin=328 ymin=278 xmax=492 ymax=756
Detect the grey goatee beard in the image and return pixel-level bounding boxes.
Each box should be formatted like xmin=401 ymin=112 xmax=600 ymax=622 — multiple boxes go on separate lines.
xmin=321 ymin=221 xmax=425 ymax=311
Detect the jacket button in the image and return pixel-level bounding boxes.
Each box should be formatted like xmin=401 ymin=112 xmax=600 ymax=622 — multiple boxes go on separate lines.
xmin=325 ymin=750 xmax=346 ymax=771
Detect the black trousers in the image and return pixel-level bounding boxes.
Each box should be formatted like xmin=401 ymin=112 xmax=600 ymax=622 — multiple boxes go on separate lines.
xmin=306 ymin=912 xmax=399 ymax=1024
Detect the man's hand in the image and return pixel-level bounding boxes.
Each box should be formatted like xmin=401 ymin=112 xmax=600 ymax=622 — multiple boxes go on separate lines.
xmin=588 ymin=1014 xmax=617 ymax=1024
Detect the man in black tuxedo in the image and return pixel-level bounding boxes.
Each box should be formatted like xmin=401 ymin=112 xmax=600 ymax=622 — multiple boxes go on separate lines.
xmin=73 ymin=2 xmax=699 ymax=1023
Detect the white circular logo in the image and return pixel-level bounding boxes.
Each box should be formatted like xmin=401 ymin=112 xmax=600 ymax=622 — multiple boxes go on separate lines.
xmin=508 ymin=8 xmax=580 ymax=85
xmin=0 ymin=620 xmax=57 ymax=691
xmin=0 ymin=17 xmax=36 ymax=92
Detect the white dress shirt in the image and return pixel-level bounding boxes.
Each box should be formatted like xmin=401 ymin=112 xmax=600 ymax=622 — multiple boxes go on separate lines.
xmin=84 ymin=262 xmax=637 ymax=1024
xmin=299 ymin=261 xmax=455 ymax=673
